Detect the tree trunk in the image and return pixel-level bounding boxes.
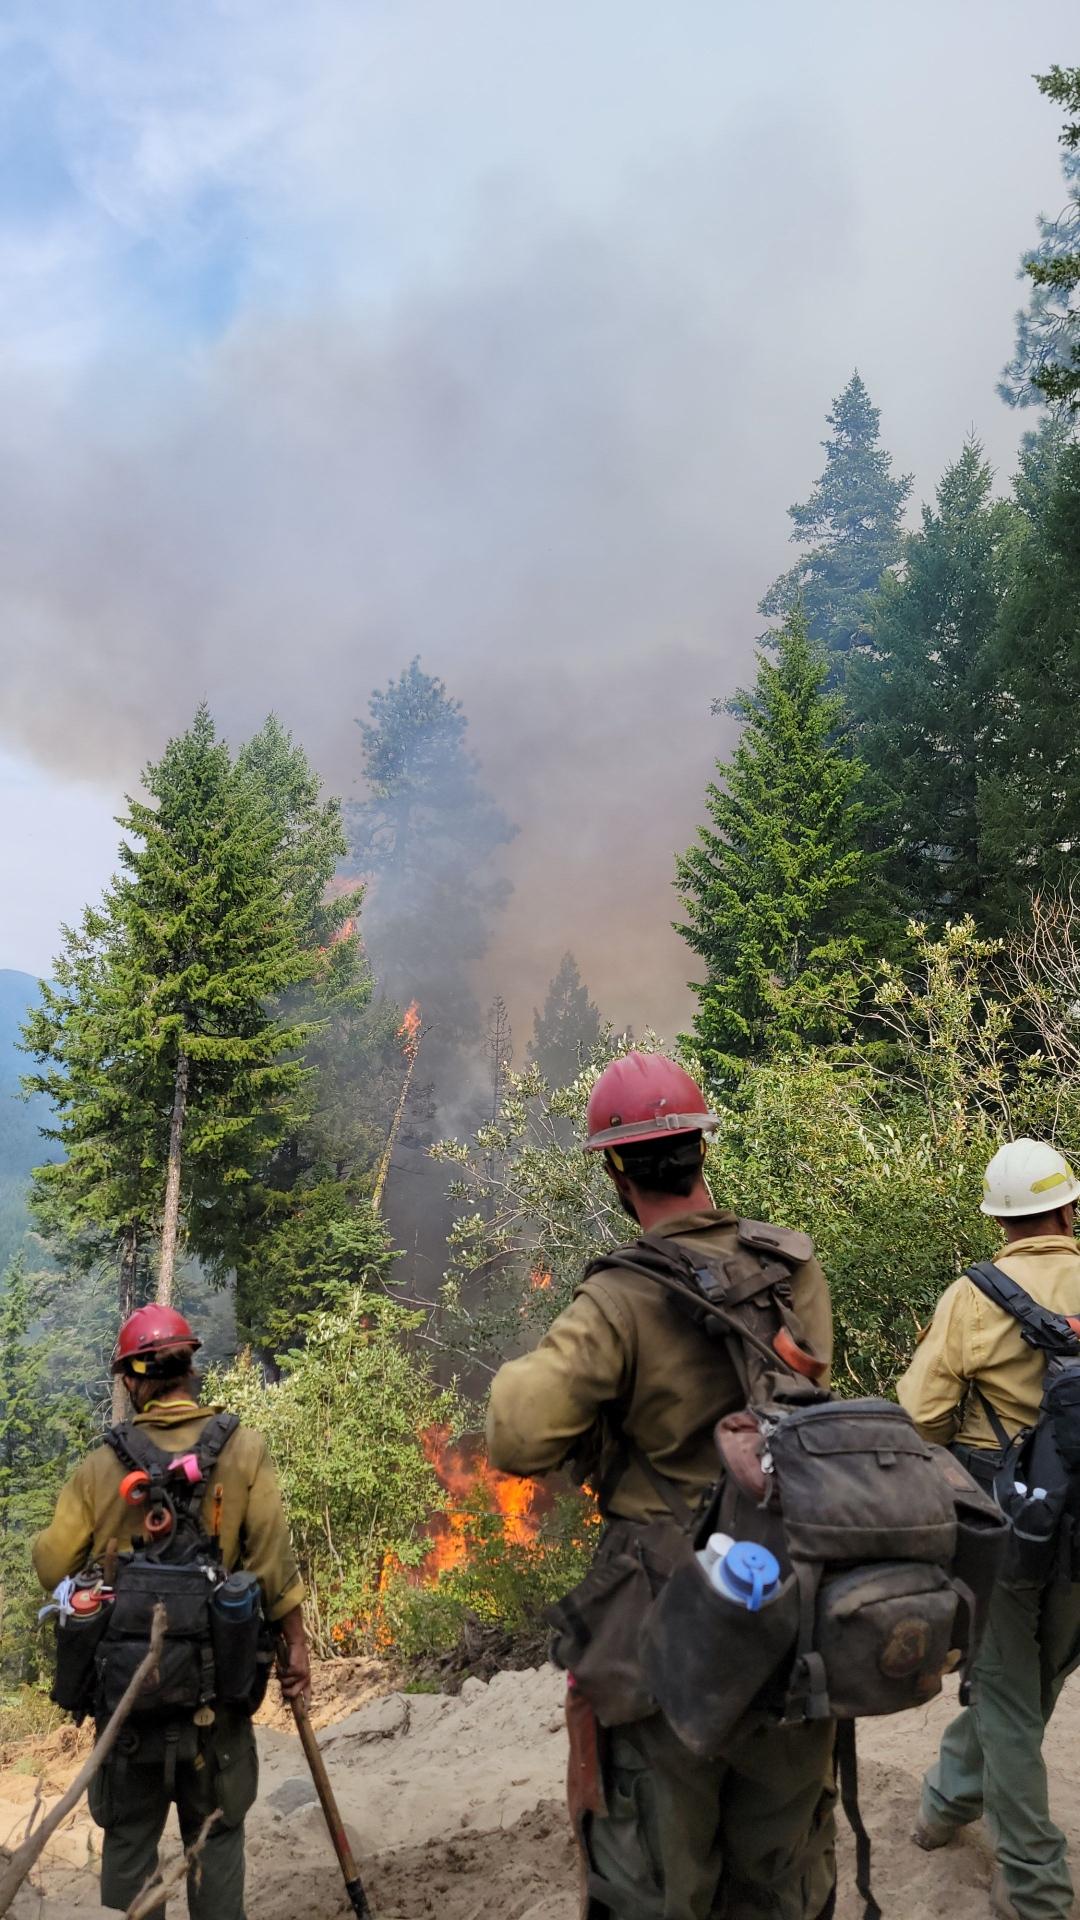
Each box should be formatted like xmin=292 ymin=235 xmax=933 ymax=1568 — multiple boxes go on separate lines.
xmin=112 ymin=1224 xmax=138 ymax=1424
xmin=157 ymin=1050 xmax=190 ymax=1307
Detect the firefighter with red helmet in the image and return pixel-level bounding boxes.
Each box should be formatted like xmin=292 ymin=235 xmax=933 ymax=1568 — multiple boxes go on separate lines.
xmin=487 ymin=1051 xmax=837 ymax=1920
xmin=34 ymin=1306 xmax=309 ymax=1918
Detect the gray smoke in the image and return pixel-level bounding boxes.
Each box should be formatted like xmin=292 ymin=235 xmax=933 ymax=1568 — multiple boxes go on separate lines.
xmin=0 ymin=49 xmax=1058 ymax=1039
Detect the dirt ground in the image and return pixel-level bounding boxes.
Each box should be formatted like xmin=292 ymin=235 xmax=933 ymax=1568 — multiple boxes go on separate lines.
xmin=4 ymin=1663 xmax=1080 ymax=1919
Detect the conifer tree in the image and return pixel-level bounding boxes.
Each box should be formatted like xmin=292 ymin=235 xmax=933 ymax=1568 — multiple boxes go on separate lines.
xmin=980 ymin=443 xmax=1080 ymax=916
xmin=199 ymin=716 xmax=399 ymax=1358
xmin=761 ymin=373 xmax=911 ymax=673
xmin=528 ymin=954 xmax=602 ymax=1085
xmin=1001 ymin=67 xmax=1080 ymax=414
xmin=676 ymin=613 xmax=889 ymax=1081
xmin=23 ymin=707 xmax=313 ymax=1334
xmin=848 ymin=441 xmax=1020 ymax=924
xmin=347 ymin=659 xmax=515 ymax=1038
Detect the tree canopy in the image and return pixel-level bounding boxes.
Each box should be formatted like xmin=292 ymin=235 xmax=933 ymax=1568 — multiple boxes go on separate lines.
xmin=760 ymin=373 xmax=912 ymax=672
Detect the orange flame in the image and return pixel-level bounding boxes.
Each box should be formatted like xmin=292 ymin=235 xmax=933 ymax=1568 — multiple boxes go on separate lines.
xmin=530 ymin=1267 xmax=553 ymax=1291
xmin=398 ymin=1000 xmax=421 ymax=1059
xmin=418 ymin=1426 xmax=545 ymax=1577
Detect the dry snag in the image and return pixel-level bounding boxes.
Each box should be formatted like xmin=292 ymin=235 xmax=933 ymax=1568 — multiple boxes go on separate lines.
xmin=0 ymin=1603 xmax=167 ymax=1917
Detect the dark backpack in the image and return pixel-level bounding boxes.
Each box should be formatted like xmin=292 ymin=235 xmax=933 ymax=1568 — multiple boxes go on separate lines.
xmin=51 ymin=1411 xmax=271 ymax=1725
xmin=966 ymin=1260 xmax=1080 ymax=1584
xmin=558 ymin=1225 xmax=1008 ymax=1920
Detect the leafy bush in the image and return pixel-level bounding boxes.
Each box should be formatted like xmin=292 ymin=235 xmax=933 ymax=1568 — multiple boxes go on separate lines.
xmin=435 ymin=922 xmax=1077 ymax=1399
xmin=209 ymin=1289 xmax=460 ymax=1655
xmin=381 ymin=1489 xmax=596 ymax=1664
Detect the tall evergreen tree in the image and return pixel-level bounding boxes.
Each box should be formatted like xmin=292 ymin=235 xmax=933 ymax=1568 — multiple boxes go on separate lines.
xmin=761 ymin=373 xmax=912 ymax=673
xmin=23 ymin=707 xmax=313 ymax=1345
xmin=848 ymin=441 xmax=1020 ymax=924
xmin=201 ymin=717 xmax=399 ymax=1358
xmin=1001 ymin=67 xmax=1080 ymax=414
xmin=676 ymin=613 xmax=889 ymax=1082
xmin=347 ymin=660 xmax=515 ymax=1038
xmin=980 ymin=443 xmax=1080 ymax=915
xmin=528 ymin=954 xmax=602 ymax=1085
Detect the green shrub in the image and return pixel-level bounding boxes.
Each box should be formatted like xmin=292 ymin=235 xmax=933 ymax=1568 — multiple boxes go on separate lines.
xmin=381 ymin=1488 xmax=595 ymax=1664
xmin=209 ymin=1289 xmax=460 ymax=1655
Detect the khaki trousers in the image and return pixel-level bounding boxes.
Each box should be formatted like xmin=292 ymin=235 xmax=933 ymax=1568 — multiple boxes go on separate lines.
xmin=569 ymin=1691 xmax=836 ymax=1920
xmin=922 ymin=1576 xmax=1080 ymax=1920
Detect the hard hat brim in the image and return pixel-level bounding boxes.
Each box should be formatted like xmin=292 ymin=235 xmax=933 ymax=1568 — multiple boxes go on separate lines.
xmin=585 ymin=1111 xmax=720 ymax=1152
xmin=979 ymin=1181 xmax=1080 ymax=1219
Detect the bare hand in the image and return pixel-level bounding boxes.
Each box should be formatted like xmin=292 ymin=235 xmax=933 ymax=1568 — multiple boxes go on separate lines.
xmin=276 ymin=1607 xmax=312 ymax=1702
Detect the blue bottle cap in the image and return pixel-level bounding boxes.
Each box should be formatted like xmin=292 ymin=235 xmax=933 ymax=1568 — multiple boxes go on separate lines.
xmin=723 ymin=1541 xmax=781 ymax=1612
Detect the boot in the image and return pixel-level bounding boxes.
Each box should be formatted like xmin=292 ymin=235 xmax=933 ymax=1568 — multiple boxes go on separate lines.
xmin=912 ymin=1806 xmax=958 ymax=1851
xmin=990 ymin=1868 xmax=1021 ymax=1920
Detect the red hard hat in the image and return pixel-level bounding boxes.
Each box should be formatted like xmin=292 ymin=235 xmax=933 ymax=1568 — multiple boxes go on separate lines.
xmin=111 ymin=1305 xmax=201 ymax=1375
xmin=584 ymin=1051 xmax=718 ymax=1153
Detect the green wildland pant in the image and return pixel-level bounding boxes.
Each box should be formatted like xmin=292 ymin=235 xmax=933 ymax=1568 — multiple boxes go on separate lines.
xmin=88 ymin=1709 xmax=259 ymax=1918
xmin=572 ymin=1696 xmax=836 ymax=1920
xmin=922 ymin=1576 xmax=1080 ymax=1920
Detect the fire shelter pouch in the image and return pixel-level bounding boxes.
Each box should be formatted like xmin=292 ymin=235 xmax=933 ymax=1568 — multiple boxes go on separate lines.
xmin=640 ymin=1557 xmax=799 ymax=1757
xmin=546 ymin=1521 xmax=687 ymax=1726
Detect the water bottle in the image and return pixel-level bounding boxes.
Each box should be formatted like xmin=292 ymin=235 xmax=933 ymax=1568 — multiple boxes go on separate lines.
xmin=696 ymin=1533 xmax=781 ymax=1613
xmin=213 ymin=1571 xmax=260 ymax=1621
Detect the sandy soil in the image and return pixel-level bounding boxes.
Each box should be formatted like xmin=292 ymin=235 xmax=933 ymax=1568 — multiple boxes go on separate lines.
xmin=4 ymin=1664 xmax=1080 ymax=1918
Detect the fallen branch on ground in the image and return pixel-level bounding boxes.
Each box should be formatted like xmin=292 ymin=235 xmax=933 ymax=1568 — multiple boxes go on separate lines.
xmin=125 ymin=1811 xmax=221 ymax=1919
xmin=0 ymin=1603 xmax=167 ymax=1917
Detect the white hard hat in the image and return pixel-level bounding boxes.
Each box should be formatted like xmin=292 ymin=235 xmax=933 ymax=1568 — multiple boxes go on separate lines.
xmin=980 ymin=1139 xmax=1080 ymax=1219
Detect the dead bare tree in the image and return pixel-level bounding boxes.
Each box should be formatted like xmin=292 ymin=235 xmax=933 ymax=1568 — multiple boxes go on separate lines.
xmin=0 ymin=1605 xmax=167 ymax=1917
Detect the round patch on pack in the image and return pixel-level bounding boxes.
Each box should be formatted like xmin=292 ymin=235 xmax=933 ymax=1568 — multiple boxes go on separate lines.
xmin=879 ymin=1617 xmax=930 ymax=1678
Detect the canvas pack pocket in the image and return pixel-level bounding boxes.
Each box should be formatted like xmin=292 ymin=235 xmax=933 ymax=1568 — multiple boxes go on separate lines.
xmin=546 ymin=1523 xmax=684 ymax=1726
xmin=813 ymin=1562 xmax=960 ymax=1717
xmin=640 ymin=1556 xmax=799 ymax=1758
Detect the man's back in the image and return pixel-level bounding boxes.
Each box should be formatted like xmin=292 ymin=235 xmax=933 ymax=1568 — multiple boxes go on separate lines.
xmin=899 ymin=1232 xmax=1080 ymax=1449
xmin=487 ymin=1208 xmax=832 ymax=1519
xmin=34 ymin=1400 xmax=303 ymax=1623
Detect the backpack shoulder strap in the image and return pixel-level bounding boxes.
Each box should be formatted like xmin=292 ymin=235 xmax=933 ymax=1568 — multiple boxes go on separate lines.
xmin=103 ymin=1422 xmax=172 ymax=1476
xmin=195 ymin=1412 xmax=240 ymax=1480
xmin=966 ymin=1261 xmax=1080 ymax=1359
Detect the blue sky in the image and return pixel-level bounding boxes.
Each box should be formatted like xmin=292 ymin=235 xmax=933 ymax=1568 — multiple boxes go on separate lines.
xmin=0 ymin=1 xmax=1075 ymax=1022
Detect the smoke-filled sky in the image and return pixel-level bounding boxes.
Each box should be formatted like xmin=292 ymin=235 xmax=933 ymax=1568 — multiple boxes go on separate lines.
xmin=0 ymin=1 xmax=1074 ymax=1040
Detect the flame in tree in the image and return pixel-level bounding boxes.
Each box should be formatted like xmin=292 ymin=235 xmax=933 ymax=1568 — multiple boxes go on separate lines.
xmin=398 ymin=999 xmax=421 ymax=1056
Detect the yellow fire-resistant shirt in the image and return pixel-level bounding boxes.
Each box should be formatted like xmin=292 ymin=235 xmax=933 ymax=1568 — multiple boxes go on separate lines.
xmin=33 ymin=1401 xmax=304 ymax=1621
xmin=897 ymin=1234 xmax=1080 ymax=1451
xmin=486 ymin=1209 xmax=833 ymax=1521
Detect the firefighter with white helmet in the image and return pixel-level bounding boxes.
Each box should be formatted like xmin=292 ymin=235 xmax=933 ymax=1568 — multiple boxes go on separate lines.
xmin=899 ymin=1137 xmax=1080 ymax=1920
